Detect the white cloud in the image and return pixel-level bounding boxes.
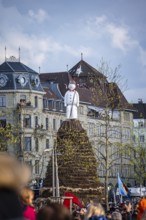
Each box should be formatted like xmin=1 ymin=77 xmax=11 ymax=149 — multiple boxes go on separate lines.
xmin=0 ymin=0 xmax=93 ymax=70
xmin=94 ymin=15 xmax=107 ymax=26
xmin=28 ymin=9 xmax=49 ymax=23
xmin=0 ymin=28 xmax=93 ymax=71
xmin=85 ymin=15 xmax=138 ymax=52
xmin=106 ymin=24 xmax=137 ymax=52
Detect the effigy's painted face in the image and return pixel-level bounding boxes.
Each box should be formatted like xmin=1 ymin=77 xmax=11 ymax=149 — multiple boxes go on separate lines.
xmin=68 ymin=83 xmax=76 ymax=91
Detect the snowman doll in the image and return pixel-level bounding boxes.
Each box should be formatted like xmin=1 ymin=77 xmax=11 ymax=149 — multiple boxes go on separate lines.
xmin=64 ymin=81 xmax=79 ymax=119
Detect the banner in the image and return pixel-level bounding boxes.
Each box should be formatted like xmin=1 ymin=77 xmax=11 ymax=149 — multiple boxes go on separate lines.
xmin=63 ymin=192 xmax=84 ymax=208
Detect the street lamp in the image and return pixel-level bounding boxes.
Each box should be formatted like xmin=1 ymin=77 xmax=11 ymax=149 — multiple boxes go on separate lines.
xmin=44 ymin=146 xmax=60 ymax=198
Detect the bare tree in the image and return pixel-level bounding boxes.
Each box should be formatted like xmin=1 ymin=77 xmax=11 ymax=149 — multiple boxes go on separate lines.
xmin=88 ymin=60 xmax=130 ymax=210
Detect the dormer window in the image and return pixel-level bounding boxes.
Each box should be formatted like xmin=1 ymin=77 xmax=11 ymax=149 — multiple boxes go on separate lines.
xmin=17 ymin=75 xmax=28 ymax=87
xmin=0 ymin=74 xmax=8 ymax=87
xmin=31 ymin=75 xmax=40 ymax=87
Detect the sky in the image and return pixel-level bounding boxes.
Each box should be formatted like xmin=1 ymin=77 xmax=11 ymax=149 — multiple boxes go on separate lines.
xmin=0 ymin=0 xmax=146 ymax=103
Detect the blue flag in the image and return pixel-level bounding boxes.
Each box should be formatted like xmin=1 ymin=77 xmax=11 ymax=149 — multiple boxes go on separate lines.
xmin=118 ymin=174 xmax=130 ymax=197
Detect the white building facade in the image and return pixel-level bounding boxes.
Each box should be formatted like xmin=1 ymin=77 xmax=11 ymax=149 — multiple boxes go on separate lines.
xmin=0 ymin=56 xmax=134 ymax=186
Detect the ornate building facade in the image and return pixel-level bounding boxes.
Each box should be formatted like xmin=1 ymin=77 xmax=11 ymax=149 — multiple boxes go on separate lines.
xmin=0 ymin=56 xmax=134 ymax=185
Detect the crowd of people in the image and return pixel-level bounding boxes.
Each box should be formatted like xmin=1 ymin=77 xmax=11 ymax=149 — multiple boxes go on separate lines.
xmin=1 ymin=153 xmax=146 ymax=220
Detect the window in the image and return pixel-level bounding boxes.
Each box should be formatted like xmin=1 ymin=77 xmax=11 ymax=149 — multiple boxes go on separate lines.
xmin=124 ymin=112 xmax=130 ymax=121
xmin=60 ymin=102 xmax=63 ymax=111
xmin=0 ymin=119 xmax=6 ymax=128
xmin=133 ymin=135 xmax=136 ymax=142
xmin=25 ymin=161 xmax=32 ymax=171
xmin=108 ymin=127 xmax=120 ymax=139
xmin=56 ymin=101 xmax=63 ymax=112
xmin=35 ymin=116 xmax=38 ymax=128
xmin=48 ymin=100 xmax=53 ymax=110
xmin=56 ymin=101 xmax=60 ymax=111
xmin=112 ymin=111 xmax=120 ymax=121
xmin=23 ymin=115 xmax=31 ymax=128
xmin=123 ymin=127 xmax=131 ymax=140
xmin=20 ymin=95 xmax=26 ymax=102
xmin=52 ymin=101 xmax=56 ymax=110
xmin=46 ymin=118 xmax=49 ymax=130
xmin=97 ymin=126 xmax=101 ymax=136
xmin=34 ymin=96 xmax=38 ymax=107
xmin=53 ymin=119 xmax=56 ymax=130
xmin=60 ymin=120 xmax=63 ymax=126
xmin=138 ymin=121 xmax=144 ymax=127
xmin=140 ymin=135 xmax=145 ymax=143
xmin=24 ymin=137 xmax=31 ymax=151
xmin=79 ymin=106 xmax=83 ymax=114
xmin=98 ymin=164 xmax=105 ymax=176
xmin=100 ymin=125 xmax=106 ymax=136
xmin=35 ymin=160 xmax=39 ymax=174
xmin=35 ymin=138 xmax=39 ymax=152
xmin=0 ymin=96 xmax=6 ymax=107
xmin=43 ymin=99 xmax=48 ymax=108
xmin=46 ymin=139 xmax=50 ymax=149
xmin=88 ymin=123 xmax=95 ymax=136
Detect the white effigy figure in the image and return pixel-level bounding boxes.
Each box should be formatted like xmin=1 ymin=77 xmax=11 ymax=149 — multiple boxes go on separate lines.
xmin=64 ymin=81 xmax=79 ymax=119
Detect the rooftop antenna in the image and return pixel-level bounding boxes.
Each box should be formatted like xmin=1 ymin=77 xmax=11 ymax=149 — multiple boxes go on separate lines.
xmin=81 ymin=52 xmax=83 ymax=60
xmin=39 ymin=66 xmax=40 ymax=74
xmin=19 ymin=47 xmax=21 ymax=62
xmin=66 ymin=64 xmax=68 ymax=72
xmin=5 ymin=46 xmax=7 ymax=61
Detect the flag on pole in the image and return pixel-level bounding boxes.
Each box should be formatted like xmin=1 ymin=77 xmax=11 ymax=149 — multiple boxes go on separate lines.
xmin=63 ymin=192 xmax=84 ymax=209
xmin=118 ymin=174 xmax=130 ymax=197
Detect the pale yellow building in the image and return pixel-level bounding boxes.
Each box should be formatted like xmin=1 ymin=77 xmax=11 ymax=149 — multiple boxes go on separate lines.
xmin=0 ymin=56 xmax=134 ymax=186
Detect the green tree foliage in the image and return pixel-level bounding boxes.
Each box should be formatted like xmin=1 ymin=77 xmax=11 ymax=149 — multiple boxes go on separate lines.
xmin=127 ymin=142 xmax=146 ymax=186
xmin=0 ymin=123 xmax=20 ymax=151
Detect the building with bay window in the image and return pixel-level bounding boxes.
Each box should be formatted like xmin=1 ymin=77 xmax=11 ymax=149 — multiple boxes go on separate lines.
xmin=0 ymin=55 xmax=134 ymax=185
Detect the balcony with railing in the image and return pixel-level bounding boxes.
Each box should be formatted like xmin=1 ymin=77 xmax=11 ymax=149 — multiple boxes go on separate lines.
xmin=17 ymin=100 xmax=34 ymax=110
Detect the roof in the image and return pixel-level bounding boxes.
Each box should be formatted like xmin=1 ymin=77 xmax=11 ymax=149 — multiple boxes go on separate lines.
xmin=0 ymin=61 xmax=37 ymax=73
xmin=133 ymin=102 xmax=146 ymax=119
xmin=43 ymin=88 xmax=58 ymax=99
xmin=40 ymin=59 xmax=131 ymax=110
xmin=68 ymin=59 xmax=106 ymax=79
xmin=0 ymin=60 xmax=43 ymax=92
xmin=40 ymin=71 xmax=71 ymax=97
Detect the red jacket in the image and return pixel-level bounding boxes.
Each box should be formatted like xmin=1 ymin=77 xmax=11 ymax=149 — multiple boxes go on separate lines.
xmin=23 ymin=205 xmax=36 ymax=220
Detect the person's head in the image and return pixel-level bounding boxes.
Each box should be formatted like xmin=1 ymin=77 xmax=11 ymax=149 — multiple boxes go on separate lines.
xmin=20 ymin=187 xmax=34 ymax=205
xmin=0 ymin=153 xmax=31 ymax=190
xmin=37 ymin=203 xmax=71 ymax=220
xmin=0 ymin=153 xmax=31 ymax=219
xmin=93 ymin=203 xmax=105 ymax=216
xmin=85 ymin=204 xmax=96 ymax=220
xmin=111 ymin=212 xmax=122 ymax=220
xmin=37 ymin=206 xmax=55 ymax=220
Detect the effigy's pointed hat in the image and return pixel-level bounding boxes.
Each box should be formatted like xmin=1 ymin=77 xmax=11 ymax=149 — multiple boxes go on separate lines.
xmin=69 ymin=80 xmax=76 ymax=85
